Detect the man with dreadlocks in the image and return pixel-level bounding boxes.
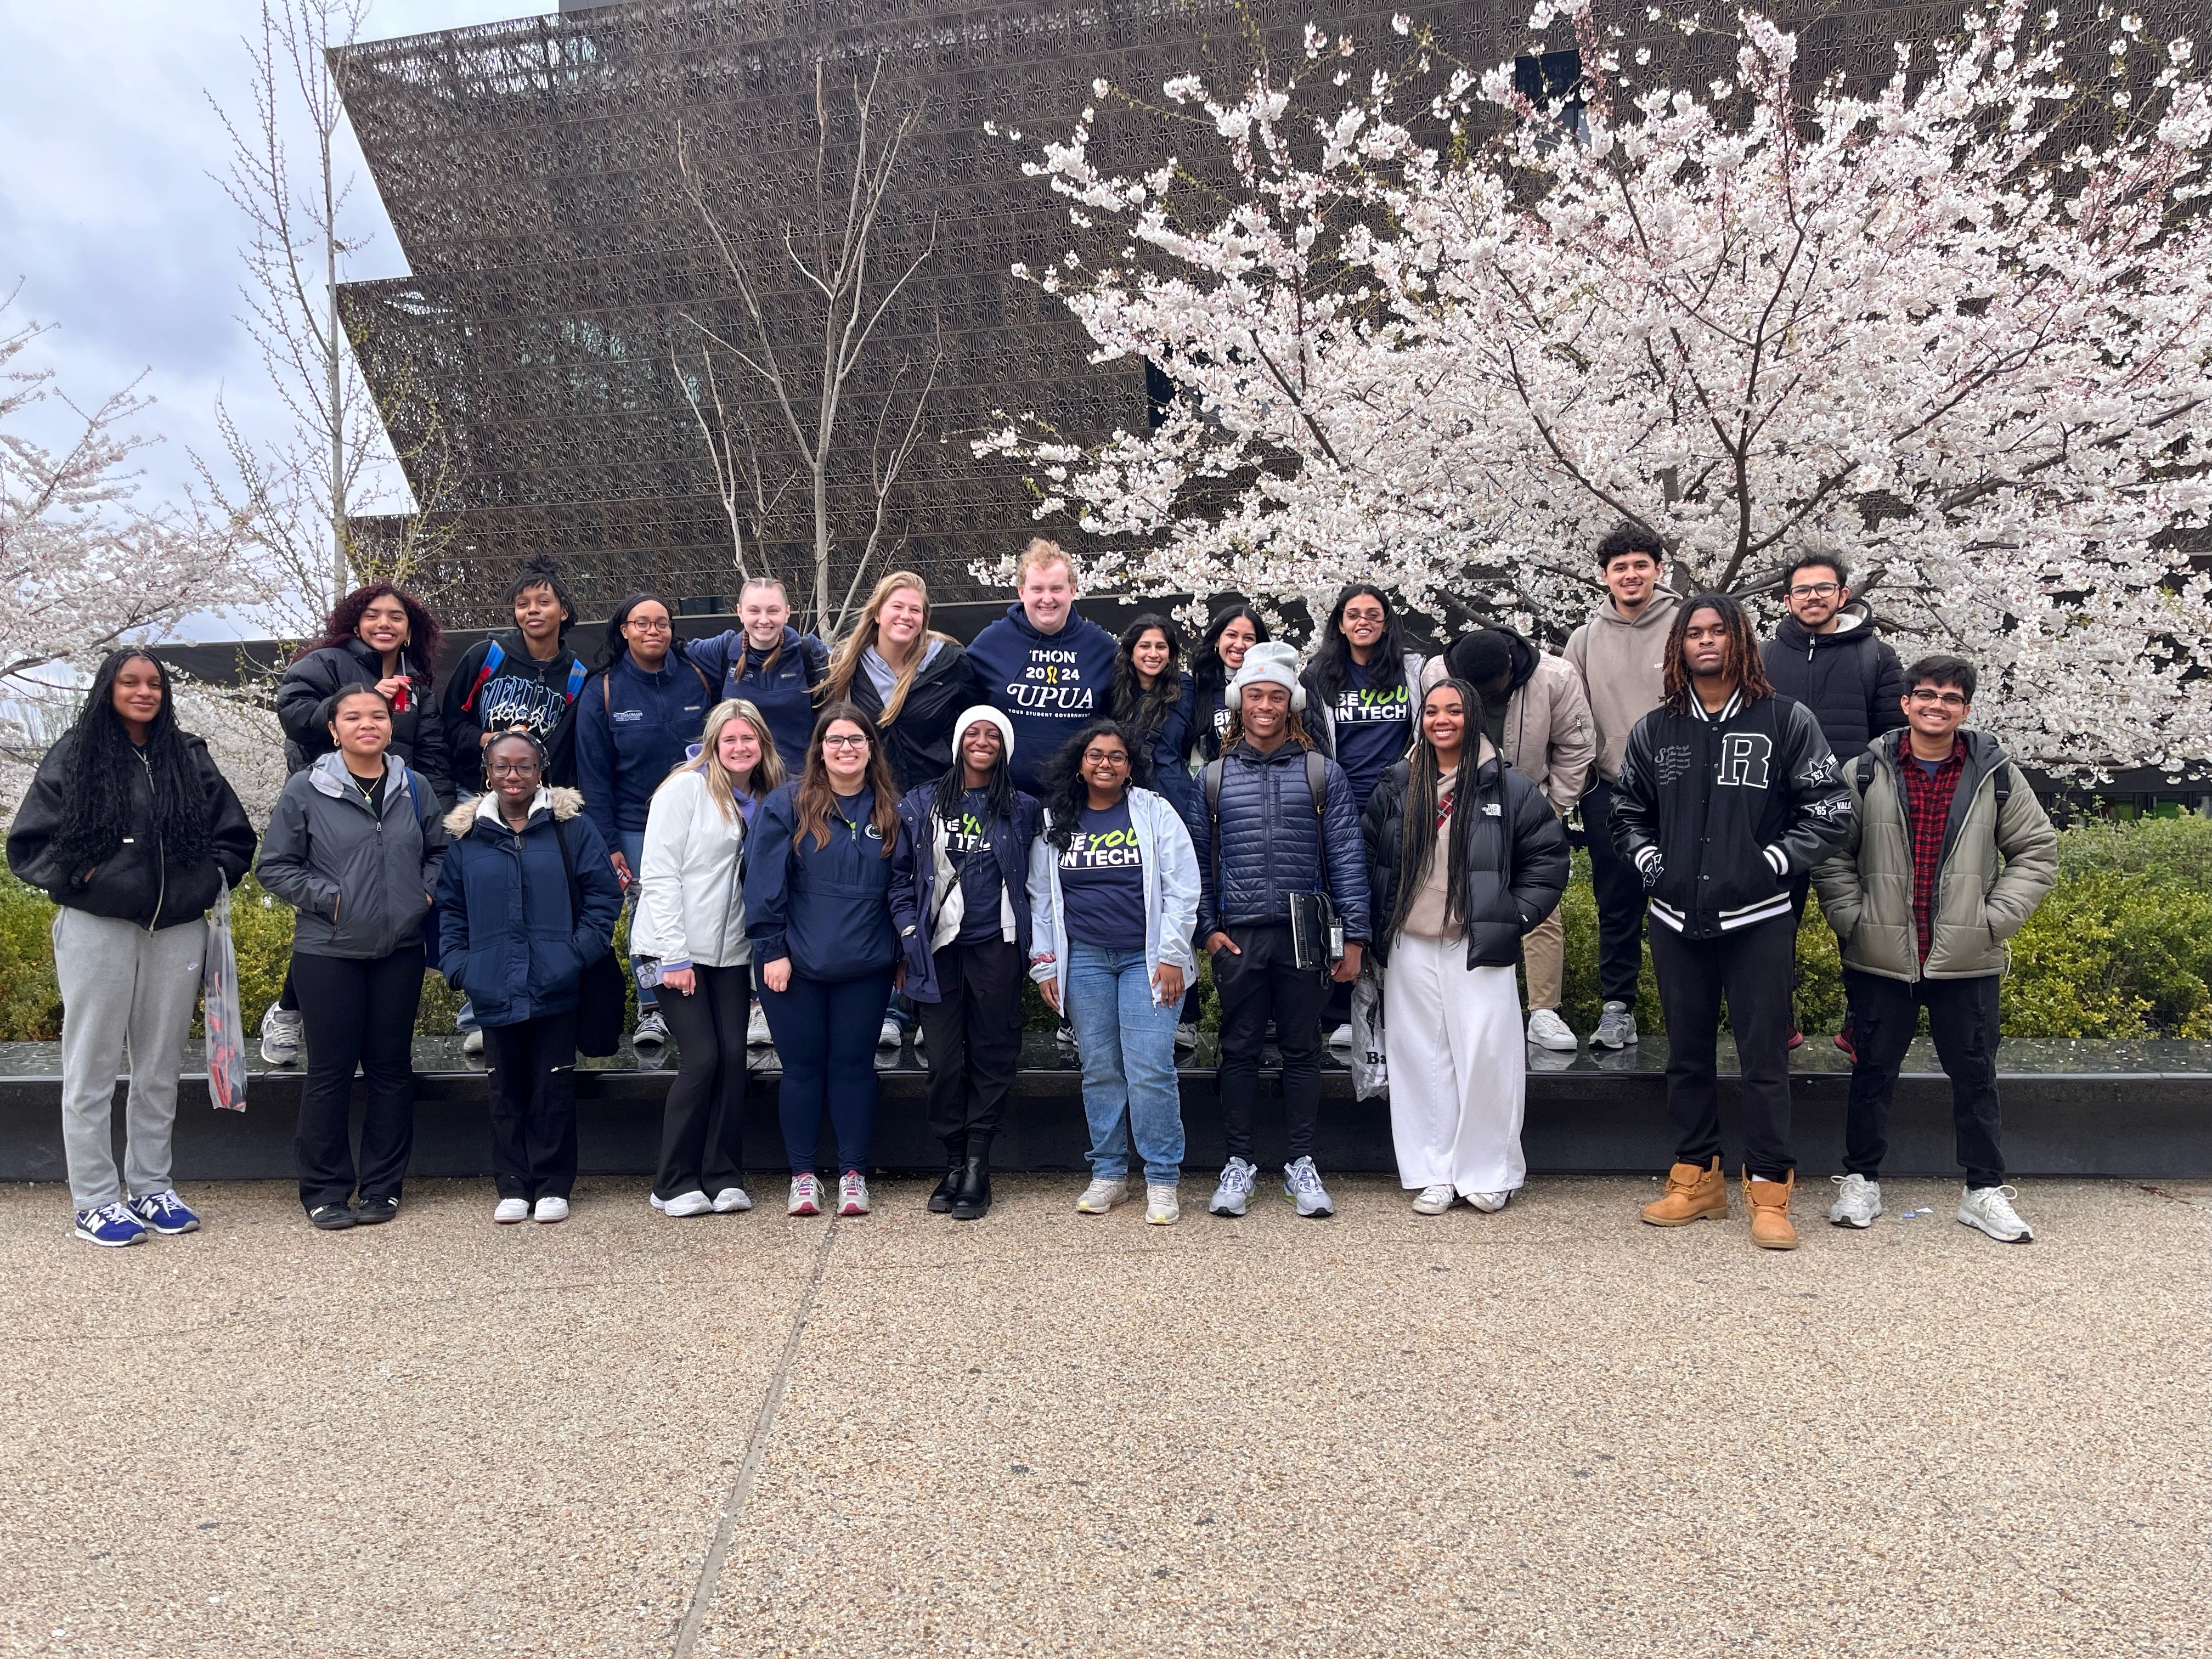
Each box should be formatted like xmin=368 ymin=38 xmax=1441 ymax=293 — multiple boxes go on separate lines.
xmin=1610 ymin=594 xmax=1853 ymax=1250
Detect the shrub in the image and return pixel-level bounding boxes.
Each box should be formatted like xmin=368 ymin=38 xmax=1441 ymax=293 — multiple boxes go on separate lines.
xmin=2001 ymin=871 xmax=2212 ymax=1039
xmin=2053 ymin=812 xmax=2212 ymax=889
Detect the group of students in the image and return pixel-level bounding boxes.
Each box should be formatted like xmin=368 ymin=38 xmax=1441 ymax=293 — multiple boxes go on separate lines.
xmin=7 ymin=529 xmax=2057 ymax=1252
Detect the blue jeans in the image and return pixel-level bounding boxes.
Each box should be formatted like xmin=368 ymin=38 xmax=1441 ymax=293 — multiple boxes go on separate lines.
xmin=618 ymin=829 xmax=656 ymax=1010
xmin=761 ymin=968 xmax=894 ymax=1173
xmin=1064 ymin=943 xmax=1184 ymax=1183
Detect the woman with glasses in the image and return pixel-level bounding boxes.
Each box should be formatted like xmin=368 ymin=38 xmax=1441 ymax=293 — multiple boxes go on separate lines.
xmin=1028 ymin=719 xmax=1200 ymax=1224
xmin=576 ymin=591 xmax=717 ymax=1056
xmin=436 ymin=732 xmax=623 ymax=1224
xmin=742 ymin=703 xmax=905 ymax=1218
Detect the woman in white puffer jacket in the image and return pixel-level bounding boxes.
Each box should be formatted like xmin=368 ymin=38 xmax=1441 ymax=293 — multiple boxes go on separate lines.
xmin=633 ymin=699 xmax=785 ymax=1216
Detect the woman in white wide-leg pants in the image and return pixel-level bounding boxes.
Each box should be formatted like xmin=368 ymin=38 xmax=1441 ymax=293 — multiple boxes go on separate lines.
xmin=1358 ymin=676 xmax=1571 ymax=1215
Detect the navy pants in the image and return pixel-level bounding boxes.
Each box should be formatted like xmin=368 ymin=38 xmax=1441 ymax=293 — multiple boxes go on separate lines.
xmin=762 ymin=967 xmax=894 ymax=1174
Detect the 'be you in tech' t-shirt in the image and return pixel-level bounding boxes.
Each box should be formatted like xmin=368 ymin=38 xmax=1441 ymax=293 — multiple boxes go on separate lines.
xmin=1057 ymin=800 xmax=1146 ymax=950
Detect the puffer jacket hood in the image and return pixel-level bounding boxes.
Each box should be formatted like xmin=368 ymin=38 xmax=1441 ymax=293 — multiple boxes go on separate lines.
xmin=1760 ymin=611 xmax=1908 ymax=766
xmin=1359 ymin=752 xmax=1570 ymax=970
xmin=435 ymin=786 xmax=621 ymax=1027
xmin=256 ymin=751 xmax=447 ymax=960
xmin=1812 ymin=727 xmax=2057 ymax=981
xmin=1186 ymin=741 xmax=1374 ymax=944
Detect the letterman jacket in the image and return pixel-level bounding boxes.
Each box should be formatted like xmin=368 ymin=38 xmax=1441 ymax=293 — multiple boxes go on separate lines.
xmin=1609 ymin=689 xmax=1852 ymax=940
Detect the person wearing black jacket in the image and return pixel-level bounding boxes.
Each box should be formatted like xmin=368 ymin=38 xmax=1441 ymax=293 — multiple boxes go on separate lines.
xmin=7 ymin=650 xmax=257 ymax=1246
xmin=441 ymin=555 xmax=590 ymax=788
xmin=1187 ymin=642 xmax=1373 ymax=1222
xmin=1611 ymin=594 xmax=1852 ymax=1250
xmin=819 ymin=572 xmax=980 ymax=795
xmin=1361 ymin=679 xmax=1569 ymax=1215
xmin=742 ymin=703 xmax=905 ymax=1220
xmin=1758 ymin=549 xmax=1907 ymax=1049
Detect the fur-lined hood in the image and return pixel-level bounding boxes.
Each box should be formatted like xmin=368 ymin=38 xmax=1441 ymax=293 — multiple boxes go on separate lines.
xmin=444 ymin=785 xmax=586 ymax=838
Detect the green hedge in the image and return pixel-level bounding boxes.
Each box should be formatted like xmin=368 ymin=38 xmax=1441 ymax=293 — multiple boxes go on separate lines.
xmin=3 ymin=814 xmax=2209 ymax=1043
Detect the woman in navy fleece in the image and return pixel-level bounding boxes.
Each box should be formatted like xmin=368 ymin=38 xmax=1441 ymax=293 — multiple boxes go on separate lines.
xmin=575 ymin=591 xmax=716 ymax=1054
xmin=742 ymin=702 xmax=905 ymax=1220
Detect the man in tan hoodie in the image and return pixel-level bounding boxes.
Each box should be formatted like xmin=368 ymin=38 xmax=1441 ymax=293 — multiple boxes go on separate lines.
xmin=1562 ymin=523 xmax=1681 ymax=1049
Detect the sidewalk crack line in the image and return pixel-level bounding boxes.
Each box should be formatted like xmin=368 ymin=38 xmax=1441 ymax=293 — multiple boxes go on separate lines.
xmin=672 ymin=1218 xmax=839 ymax=1656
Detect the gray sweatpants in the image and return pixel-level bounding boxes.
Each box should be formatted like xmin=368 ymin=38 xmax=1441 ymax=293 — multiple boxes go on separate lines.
xmin=54 ymin=907 xmax=206 ymax=1210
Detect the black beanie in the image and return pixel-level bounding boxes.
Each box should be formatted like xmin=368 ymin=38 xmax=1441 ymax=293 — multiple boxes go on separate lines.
xmin=1447 ymin=630 xmax=1516 ymax=686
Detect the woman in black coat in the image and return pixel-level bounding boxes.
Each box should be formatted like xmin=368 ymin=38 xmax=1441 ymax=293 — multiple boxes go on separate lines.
xmin=275 ymin=583 xmax=453 ymax=806
xmin=1360 ymin=676 xmax=1569 ymax=1217
xmin=817 ymin=572 xmax=979 ymax=794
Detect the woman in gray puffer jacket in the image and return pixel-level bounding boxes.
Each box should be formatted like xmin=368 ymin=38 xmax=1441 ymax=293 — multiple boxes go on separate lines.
xmin=257 ymin=685 xmax=447 ymax=1232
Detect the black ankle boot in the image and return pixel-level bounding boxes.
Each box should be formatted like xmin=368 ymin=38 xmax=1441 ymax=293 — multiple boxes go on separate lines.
xmin=950 ymin=1149 xmax=992 ymax=1220
xmin=928 ymin=1143 xmax=965 ymax=1214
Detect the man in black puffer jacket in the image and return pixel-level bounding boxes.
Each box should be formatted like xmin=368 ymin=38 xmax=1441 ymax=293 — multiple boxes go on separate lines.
xmin=1187 ymin=642 xmax=1372 ymax=1221
xmin=1612 ymin=594 xmax=1852 ymax=1251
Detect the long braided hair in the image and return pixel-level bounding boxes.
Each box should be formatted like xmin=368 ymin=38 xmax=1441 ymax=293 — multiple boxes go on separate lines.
xmin=48 ymin=650 xmax=211 ymax=878
xmin=1386 ymin=677 xmax=1489 ymax=941
xmin=929 ymin=713 xmax=1017 ymax=839
xmin=1661 ymin=591 xmax=1771 ymax=715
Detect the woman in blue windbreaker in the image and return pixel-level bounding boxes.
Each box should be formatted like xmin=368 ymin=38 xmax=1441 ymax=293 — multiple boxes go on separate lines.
xmin=437 ymin=732 xmax=623 ymax=1226
xmin=680 ymin=575 xmax=829 ymax=777
xmin=575 ymin=591 xmax=716 ymax=1055
xmin=742 ymin=702 xmax=905 ymax=1222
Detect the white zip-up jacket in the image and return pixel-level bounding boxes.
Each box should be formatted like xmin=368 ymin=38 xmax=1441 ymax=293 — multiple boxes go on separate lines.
xmin=631 ymin=768 xmax=750 ymax=970
xmin=1026 ymin=786 xmax=1199 ymax=1009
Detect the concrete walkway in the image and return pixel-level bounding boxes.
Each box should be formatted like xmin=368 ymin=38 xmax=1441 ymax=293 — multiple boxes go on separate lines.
xmin=3 ymin=1175 xmax=2207 ymax=1657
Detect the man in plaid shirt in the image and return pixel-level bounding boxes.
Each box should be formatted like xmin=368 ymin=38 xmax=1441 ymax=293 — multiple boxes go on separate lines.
xmin=1813 ymin=654 xmax=2058 ymax=1243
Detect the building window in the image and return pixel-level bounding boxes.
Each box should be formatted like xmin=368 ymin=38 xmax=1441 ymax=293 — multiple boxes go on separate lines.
xmin=1514 ymin=50 xmax=1589 ymax=148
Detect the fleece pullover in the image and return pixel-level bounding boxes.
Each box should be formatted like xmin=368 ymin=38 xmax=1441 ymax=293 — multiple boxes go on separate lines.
xmin=1563 ymin=588 xmax=1682 ymax=783
xmin=965 ymin=604 xmax=1121 ymax=794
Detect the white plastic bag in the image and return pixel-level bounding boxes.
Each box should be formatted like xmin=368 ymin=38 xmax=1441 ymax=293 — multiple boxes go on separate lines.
xmin=1348 ymin=960 xmax=1388 ymax=1101
xmin=203 ymin=879 xmax=247 ymax=1113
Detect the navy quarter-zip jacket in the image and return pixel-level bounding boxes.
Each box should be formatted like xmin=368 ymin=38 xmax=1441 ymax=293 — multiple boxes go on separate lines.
xmin=742 ymin=781 xmax=901 ymax=981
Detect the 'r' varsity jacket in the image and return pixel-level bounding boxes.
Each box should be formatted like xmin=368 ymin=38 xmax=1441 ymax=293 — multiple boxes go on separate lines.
xmin=1609 ymin=689 xmax=1852 ymax=939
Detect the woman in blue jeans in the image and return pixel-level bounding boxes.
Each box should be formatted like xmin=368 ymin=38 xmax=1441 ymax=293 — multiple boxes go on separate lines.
xmin=1028 ymin=719 xmax=1200 ymax=1224
xmin=741 ymin=703 xmax=904 ymax=1218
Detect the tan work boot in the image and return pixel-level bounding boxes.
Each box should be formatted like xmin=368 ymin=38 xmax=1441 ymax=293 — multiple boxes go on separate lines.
xmin=1641 ymin=1157 xmax=1728 ymax=1226
xmin=1744 ymin=1169 xmax=1799 ymax=1250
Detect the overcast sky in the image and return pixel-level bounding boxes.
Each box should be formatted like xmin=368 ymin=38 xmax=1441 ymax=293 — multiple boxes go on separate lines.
xmin=0 ymin=0 xmax=550 ymax=637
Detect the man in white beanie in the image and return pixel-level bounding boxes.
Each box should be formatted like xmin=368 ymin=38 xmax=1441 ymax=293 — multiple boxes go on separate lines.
xmin=1187 ymin=642 xmax=1373 ymax=1221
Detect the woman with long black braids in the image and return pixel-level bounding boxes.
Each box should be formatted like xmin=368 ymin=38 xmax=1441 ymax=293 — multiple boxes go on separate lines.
xmin=7 ymin=650 xmax=257 ymax=1245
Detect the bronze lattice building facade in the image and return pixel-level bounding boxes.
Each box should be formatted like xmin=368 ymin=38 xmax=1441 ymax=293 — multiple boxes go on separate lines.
xmin=337 ymin=0 xmax=2169 ymax=626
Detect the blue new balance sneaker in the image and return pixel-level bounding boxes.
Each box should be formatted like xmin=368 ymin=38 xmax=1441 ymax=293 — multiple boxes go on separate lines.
xmin=127 ymin=1189 xmax=202 ymax=1235
xmin=74 ymin=1203 xmax=149 ymax=1248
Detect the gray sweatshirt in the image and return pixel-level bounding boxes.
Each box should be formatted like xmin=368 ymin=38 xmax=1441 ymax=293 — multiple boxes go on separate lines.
xmin=1562 ymin=588 xmax=1683 ymax=784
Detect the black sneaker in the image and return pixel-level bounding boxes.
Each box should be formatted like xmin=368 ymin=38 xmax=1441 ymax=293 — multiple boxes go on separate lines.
xmin=308 ymin=1204 xmax=356 ymax=1231
xmin=353 ymin=1195 xmax=399 ymax=1227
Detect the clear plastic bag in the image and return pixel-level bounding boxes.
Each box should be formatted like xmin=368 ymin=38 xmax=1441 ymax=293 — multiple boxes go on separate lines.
xmin=1348 ymin=960 xmax=1389 ymax=1101
xmin=203 ymin=879 xmax=247 ymax=1113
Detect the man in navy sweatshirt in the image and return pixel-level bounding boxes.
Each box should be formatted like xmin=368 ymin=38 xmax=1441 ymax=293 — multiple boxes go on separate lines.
xmin=966 ymin=539 xmax=1121 ymax=795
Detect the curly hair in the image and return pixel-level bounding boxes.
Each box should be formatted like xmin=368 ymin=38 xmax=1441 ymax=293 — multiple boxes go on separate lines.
xmin=1594 ymin=522 xmax=1664 ymax=571
xmin=1040 ymin=718 xmax=1149 ymax=851
xmin=293 ymin=583 xmax=442 ymax=679
xmin=1662 ymin=592 xmax=1772 ymax=714
xmin=48 ymin=650 xmax=211 ymax=879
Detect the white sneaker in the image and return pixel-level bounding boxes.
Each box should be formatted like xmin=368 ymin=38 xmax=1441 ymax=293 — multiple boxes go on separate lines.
xmin=1410 ymin=1183 xmax=1454 ymax=1216
xmin=1525 ymin=1008 xmax=1578 ymax=1052
xmin=655 ymin=1189 xmax=713 ymax=1218
xmin=1592 ymin=1001 xmax=1639 ymax=1049
xmin=1327 ymin=1022 xmax=1354 ymax=1049
xmin=1468 ymin=1190 xmax=1512 ymax=1213
xmin=1174 ymin=1022 xmax=1199 ymax=1052
xmin=877 ymin=1018 xmax=901 ymax=1050
xmin=1209 ymin=1158 xmax=1257 ymax=1217
xmin=787 ymin=1173 xmax=822 ymax=1217
xmin=632 ymin=1009 xmax=670 ymax=1051
xmin=1056 ymin=1023 xmax=1079 ymax=1060
xmin=493 ymin=1197 xmax=529 ymax=1224
xmin=1282 ymin=1156 xmax=1335 ymax=1219
xmin=837 ymin=1170 xmax=871 ymax=1216
xmin=533 ymin=1195 xmax=569 ymax=1224
xmin=461 ymin=1026 xmax=486 ymax=1058
xmin=1145 ymin=1183 xmax=1181 ymax=1225
xmin=1829 ymin=1172 xmax=1883 ymax=1229
xmin=1957 ymin=1184 xmax=2034 ymax=1243
xmin=1076 ymin=1178 xmax=1127 ymax=1215
xmin=712 ymin=1186 xmax=754 ymax=1214
xmin=747 ymin=1003 xmax=772 ymax=1047
xmin=259 ymin=1005 xmax=303 ymax=1066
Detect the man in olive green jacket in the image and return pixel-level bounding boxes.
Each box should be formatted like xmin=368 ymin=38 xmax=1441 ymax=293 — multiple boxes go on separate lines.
xmin=1812 ymin=653 xmax=2057 ymax=1243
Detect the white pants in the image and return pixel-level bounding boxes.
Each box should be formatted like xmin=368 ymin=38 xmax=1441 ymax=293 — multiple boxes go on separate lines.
xmin=1381 ymin=936 xmax=1526 ymax=1195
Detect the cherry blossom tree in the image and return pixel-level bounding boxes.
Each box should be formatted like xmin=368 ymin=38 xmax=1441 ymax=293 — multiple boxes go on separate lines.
xmin=981 ymin=2 xmax=2212 ymax=772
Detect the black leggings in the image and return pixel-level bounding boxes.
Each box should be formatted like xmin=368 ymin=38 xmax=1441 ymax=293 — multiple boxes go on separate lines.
xmin=653 ymin=963 xmax=752 ymax=1199
xmin=762 ymin=967 xmax=894 ymax=1173
xmin=484 ymin=1010 xmax=579 ymax=1201
xmin=291 ymin=946 xmax=424 ymax=1209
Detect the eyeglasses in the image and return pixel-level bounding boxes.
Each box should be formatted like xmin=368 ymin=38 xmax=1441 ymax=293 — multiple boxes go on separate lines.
xmin=1788 ymin=583 xmax=1841 ymax=599
xmin=486 ymin=760 xmax=539 ymax=776
xmin=626 ymin=617 xmax=673 ymax=634
xmin=821 ymin=734 xmax=870 ymax=749
xmin=1906 ymin=689 xmax=1968 ymax=707
xmin=1082 ymin=748 xmax=1130 ymax=766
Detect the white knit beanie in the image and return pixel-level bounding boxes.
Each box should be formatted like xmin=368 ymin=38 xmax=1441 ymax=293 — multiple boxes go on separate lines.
xmin=952 ymin=703 xmax=1018 ymax=760
xmin=1226 ymin=640 xmax=1307 ymax=712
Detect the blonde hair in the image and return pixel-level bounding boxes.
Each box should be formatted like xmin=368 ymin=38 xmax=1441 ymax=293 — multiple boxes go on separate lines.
xmin=1015 ymin=537 xmax=1078 ymax=589
xmin=658 ymin=698 xmax=786 ymax=823
xmin=819 ymin=571 xmax=947 ymax=725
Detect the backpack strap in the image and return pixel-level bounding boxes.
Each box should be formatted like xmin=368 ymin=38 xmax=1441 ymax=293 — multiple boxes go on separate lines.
xmin=1854 ymin=749 xmax=1877 ymax=793
xmin=459 ymin=639 xmax=506 ymax=714
xmin=563 ymin=657 xmax=588 ymax=703
xmin=1304 ymin=747 xmax=1331 ymax=898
